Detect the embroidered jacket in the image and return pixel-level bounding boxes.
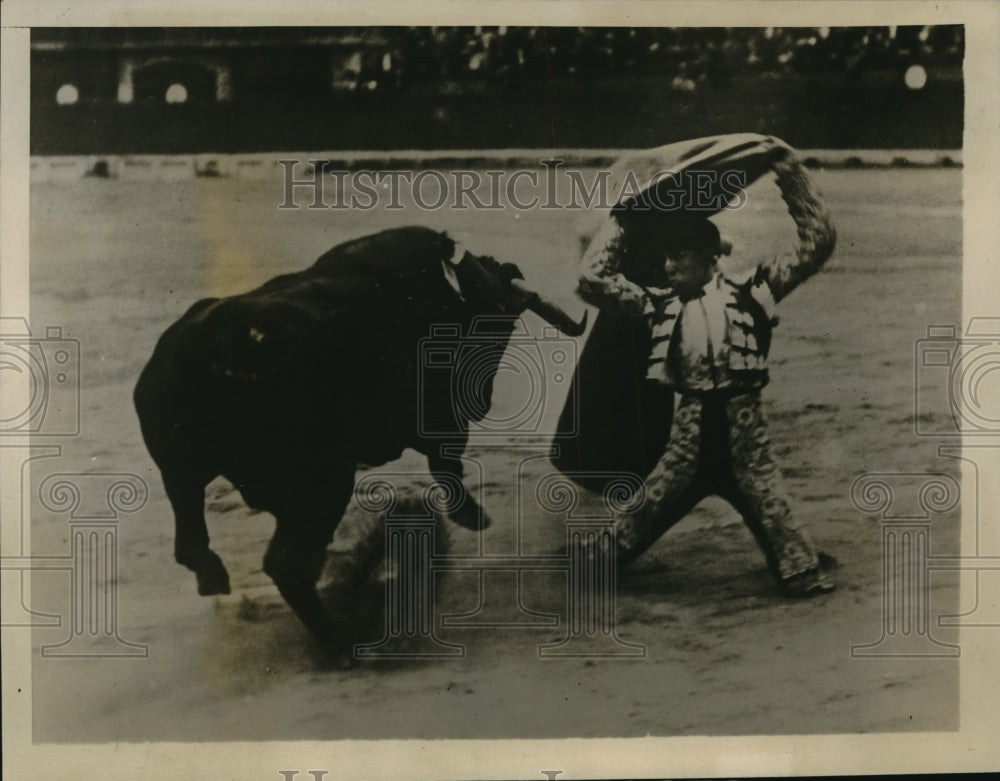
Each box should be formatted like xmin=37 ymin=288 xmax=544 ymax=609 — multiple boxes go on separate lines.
xmin=576 ymin=157 xmax=836 ymax=391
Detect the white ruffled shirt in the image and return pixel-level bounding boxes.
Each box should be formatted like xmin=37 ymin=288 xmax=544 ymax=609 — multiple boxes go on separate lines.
xmin=576 ymin=156 xmax=838 ymax=391
xmin=662 ymin=274 xmax=733 ymax=391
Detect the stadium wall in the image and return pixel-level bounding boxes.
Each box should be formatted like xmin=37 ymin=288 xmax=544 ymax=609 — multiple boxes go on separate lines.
xmin=31 ymin=70 xmax=963 ymax=155
xmin=29 ymin=148 xmax=961 ymax=185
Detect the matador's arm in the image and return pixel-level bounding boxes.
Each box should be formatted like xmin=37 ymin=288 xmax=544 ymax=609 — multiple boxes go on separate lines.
xmin=754 ymin=153 xmax=837 ymax=303
xmin=576 ymin=217 xmax=659 ymax=319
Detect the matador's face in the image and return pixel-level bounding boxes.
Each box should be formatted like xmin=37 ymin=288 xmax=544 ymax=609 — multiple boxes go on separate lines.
xmin=662 ymin=245 xmax=718 ymax=298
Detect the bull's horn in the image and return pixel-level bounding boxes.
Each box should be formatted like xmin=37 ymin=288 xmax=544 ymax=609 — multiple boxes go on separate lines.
xmin=509 ymin=279 xmax=589 ymax=337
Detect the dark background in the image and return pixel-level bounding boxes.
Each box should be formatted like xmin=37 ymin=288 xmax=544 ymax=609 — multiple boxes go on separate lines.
xmin=31 ymin=25 xmax=964 ymax=154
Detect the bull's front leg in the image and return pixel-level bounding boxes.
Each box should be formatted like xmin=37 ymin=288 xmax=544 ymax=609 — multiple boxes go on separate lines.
xmin=164 ymin=471 xmax=231 ymax=596
xmin=426 ymin=443 xmax=490 ymax=531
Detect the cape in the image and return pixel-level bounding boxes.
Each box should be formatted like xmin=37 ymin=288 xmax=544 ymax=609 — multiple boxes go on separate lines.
xmin=552 ymin=133 xmax=789 ymax=491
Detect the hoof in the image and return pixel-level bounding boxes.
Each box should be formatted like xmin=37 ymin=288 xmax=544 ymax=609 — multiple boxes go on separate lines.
xmin=320 ymin=645 xmax=356 ymax=671
xmin=178 ymin=547 xmax=231 ymax=595
xmin=310 ymin=627 xmax=355 ymax=670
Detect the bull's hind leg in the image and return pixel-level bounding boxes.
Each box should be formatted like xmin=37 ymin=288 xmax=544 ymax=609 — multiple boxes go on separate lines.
xmin=164 ymin=470 xmax=231 ymax=596
xmin=262 ymin=470 xmax=355 ymax=658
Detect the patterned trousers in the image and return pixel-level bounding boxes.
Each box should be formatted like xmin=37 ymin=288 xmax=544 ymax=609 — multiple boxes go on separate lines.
xmin=615 ymin=389 xmax=820 ymax=582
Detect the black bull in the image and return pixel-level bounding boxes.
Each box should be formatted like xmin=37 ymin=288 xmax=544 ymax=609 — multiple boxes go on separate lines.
xmin=134 ymin=226 xmax=584 ymax=653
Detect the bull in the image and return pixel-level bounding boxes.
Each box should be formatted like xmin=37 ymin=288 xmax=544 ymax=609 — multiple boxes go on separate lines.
xmin=134 ymin=226 xmax=585 ymax=656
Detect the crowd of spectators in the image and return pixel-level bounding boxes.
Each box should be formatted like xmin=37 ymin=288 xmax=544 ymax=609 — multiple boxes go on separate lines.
xmin=32 ymin=25 xmax=965 ymax=100
xmin=334 ymin=25 xmax=965 ymax=92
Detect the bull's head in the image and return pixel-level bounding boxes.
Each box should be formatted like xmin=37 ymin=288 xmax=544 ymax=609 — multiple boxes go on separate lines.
xmin=449 ymin=250 xmax=588 ymax=337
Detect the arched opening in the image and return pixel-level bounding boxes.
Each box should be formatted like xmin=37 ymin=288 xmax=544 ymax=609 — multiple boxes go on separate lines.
xmin=132 ymin=60 xmax=217 ymax=103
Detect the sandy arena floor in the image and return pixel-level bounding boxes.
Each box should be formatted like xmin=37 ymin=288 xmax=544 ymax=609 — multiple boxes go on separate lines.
xmin=23 ymin=165 xmax=963 ymax=741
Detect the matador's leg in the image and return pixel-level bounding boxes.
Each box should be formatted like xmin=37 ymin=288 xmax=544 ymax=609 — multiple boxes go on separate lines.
xmin=614 ymin=394 xmax=706 ymax=565
xmin=719 ymin=392 xmax=833 ymax=595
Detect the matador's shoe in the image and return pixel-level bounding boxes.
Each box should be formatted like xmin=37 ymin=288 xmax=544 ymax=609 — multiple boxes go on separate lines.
xmin=779 ymin=552 xmax=837 ymax=598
